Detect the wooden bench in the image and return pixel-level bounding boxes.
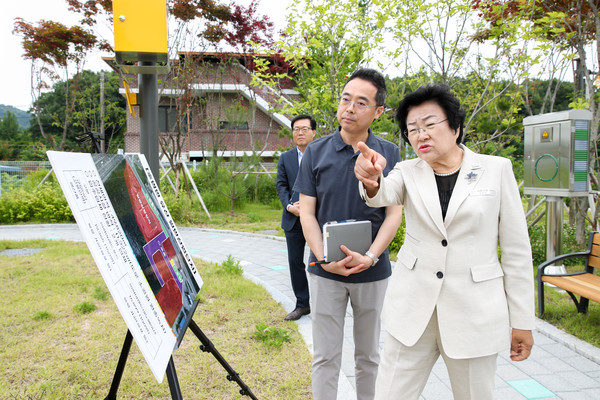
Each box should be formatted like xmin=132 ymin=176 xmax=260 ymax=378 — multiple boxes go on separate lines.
xmin=537 ymin=231 xmax=600 ymax=316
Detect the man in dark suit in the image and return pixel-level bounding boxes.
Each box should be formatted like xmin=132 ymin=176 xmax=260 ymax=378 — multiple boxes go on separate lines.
xmin=276 ymin=114 xmax=317 ymax=320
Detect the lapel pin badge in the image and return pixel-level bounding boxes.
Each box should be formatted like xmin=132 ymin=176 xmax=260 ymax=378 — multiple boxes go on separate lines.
xmin=466 ymin=171 xmax=477 ymax=184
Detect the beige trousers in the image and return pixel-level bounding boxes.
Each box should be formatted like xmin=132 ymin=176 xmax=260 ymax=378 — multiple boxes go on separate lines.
xmin=375 ymin=309 xmax=498 ymax=400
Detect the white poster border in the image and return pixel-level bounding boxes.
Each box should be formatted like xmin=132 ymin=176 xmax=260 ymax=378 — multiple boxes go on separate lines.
xmin=47 ymin=151 xmax=201 ymax=383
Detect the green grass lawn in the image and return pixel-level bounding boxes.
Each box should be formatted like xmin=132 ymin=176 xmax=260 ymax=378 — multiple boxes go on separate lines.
xmin=0 ymin=240 xmax=312 ymax=399
xmin=2 ymin=209 xmax=599 ymax=399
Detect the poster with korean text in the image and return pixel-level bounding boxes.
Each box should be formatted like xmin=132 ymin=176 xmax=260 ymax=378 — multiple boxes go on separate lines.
xmin=47 ymin=151 xmax=203 ymax=383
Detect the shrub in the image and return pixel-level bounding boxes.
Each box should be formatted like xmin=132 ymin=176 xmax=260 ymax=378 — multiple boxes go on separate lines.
xmin=253 ymin=322 xmax=291 ymax=348
xmin=0 ymin=184 xmax=73 ymax=224
xmin=162 ymin=192 xmax=206 ymax=224
xmin=211 ymin=254 xmax=244 ymax=276
xmin=529 ymin=223 xmax=589 ymax=267
xmin=187 ymin=159 xmax=279 ymax=210
xmin=388 ymin=219 xmax=406 ymax=256
xmin=22 ymin=168 xmax=56 ymax=191
xmin=0 ymin=160 xmax=281 ymax=224
xmin=92 ymin=285 xmax=109 ymax=301
xmin=247 ymin=212 xmax=261 ymax=223
xmin=33 ymin=311 xmax=51 ymax=321
xmin=246 ymin=173 xmax=278 ymax=205
xmin=201 ymin=184 xmax=234 ymax=212
xmin=0 ymin=173 xmax=23 ymax=194
xmin=73 ymin=301 xmax=96 ymax=314
xmin=269 ymin=197 xmax=282 ymax=210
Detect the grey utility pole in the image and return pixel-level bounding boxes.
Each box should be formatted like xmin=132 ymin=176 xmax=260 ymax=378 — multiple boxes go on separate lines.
xmin=138 ymin=62 xmax=160 ymax=182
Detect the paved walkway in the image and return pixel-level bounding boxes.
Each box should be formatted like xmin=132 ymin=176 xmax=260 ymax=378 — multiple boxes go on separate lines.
xmin=2 ymin=224 xmax=600 ymax=399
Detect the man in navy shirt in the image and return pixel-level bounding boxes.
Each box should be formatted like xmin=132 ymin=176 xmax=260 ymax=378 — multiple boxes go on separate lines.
xmin=294 ymin=68 xmax=403 ymax=400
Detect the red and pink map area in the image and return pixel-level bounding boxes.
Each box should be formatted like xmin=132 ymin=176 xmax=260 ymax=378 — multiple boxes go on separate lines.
xmin=124 ymin=163 xmax=182 ymax=326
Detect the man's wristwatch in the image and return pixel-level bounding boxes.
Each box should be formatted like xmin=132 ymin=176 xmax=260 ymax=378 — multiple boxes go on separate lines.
xmin=365 ymin=250 xmax=379 ymax=266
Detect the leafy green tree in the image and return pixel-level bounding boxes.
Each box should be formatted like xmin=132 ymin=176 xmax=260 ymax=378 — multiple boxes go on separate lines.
xmin=28 ymin=79 xmax=71 ymax=149
xmin=384 ymin=0 xmax=535 ymax=156
xmin=0 ymin=111 xmax=21 ymax=142
xmin=276 ymin=0 xmax=391 ymax=134
xmin=519 ymin=78 xmax=574 ymax=116
xmin=29 ymin=70 xmax=126 ymax=153
xmin=534 ymin=0 xmax=600 ymax=240
xmin=0 ymin=105 xmax=32 ymax=129
xmin=475 ymin=0 xmax=600 ymax=242
xmin=17 ymin=142 xmax=50 ymax=161
xmin=0 ymin=142 xmax=15 ymax=161
xmin=0 ymin=111 xmax=23 ymax=160
xmin=69 ymin=70 xmax=126 ymax=153
xmin=155 ymin=0 xmax=276 ymax=200
xmin=13 ymin=18 xmax=101 ymax=150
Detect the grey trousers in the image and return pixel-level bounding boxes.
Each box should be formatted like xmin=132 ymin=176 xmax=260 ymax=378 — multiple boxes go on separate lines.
xmin=309 ymin=273 xmax=388 ymax=400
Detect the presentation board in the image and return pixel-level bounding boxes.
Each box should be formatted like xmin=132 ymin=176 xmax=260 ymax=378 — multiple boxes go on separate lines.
xmin=47 ymin=151 xmax=203 ymax=383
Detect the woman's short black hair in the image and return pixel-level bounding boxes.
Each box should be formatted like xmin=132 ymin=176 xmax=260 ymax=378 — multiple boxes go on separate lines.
xmin=396 ymin=84 xmax=466 ymax=145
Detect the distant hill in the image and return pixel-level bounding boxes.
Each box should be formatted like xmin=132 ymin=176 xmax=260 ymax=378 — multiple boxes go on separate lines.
xmin=0 ymin=105 xmax=32 ymax=129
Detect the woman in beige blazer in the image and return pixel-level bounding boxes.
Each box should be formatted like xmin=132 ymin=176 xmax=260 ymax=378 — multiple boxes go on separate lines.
xmin=354 ymin=84 xmax=535 ymax=400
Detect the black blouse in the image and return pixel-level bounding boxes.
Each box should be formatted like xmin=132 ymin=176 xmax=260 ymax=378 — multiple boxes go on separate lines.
xmin=435 ymin=170 xmax=460 ymax=220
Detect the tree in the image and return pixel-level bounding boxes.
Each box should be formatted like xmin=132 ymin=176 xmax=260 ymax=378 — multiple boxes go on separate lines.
xmin=520 ymin=53 xmax=572 ymax=116
xmin=472 ymin=1 xmax=585 ymax=117
xmin=0 ymin=111 xmax=21 ymax=142
xmin=225 ymin=0 xmax=279 ymax=159
xmin=13 ymin=18 xmax=102 ymax=150
xmin=224 ymin=0 xmax=274 ymax=53
xmin=542 ymin=0 xmax=600 ymax=241
xmin=383 ymin=0 xmax=538 ymax=156
xmin=153 ymin=0 xmax=278 ymax=201
xmin=70 ymin=70 xmax=127 ymax=152
xmin=475 ymin=0 xmax=600 ymax=243
xmin=0 ymin=111 xmax=22 ymax=160
xmin=275 ymin=0 xmax=391 ymax=134
xmin=209 ymin=1 xmax=281 ymax=214
xmin=37 ymin=0 xmax=233 ymax=197
xmin=28 ymin=70 xmax=126 ymax=153
xmin=519 ymin=78 xmax=574 ymax=116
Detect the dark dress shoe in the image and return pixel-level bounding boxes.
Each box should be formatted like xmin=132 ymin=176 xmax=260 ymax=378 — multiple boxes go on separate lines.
xmin=284 ymin=306 xmax=311 ymax=321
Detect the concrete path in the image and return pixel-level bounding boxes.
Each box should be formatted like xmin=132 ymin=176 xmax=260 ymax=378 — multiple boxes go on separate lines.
xmin=2 ymin=224 xmax=600 ymax=399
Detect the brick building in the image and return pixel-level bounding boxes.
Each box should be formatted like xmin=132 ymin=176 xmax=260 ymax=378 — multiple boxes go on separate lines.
xmin=106 ymin=52 xmax=300 ymax=161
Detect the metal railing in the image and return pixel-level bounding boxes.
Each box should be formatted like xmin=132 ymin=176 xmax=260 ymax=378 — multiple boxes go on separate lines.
xmin=0 ymin=161 xmax=51 ymax=196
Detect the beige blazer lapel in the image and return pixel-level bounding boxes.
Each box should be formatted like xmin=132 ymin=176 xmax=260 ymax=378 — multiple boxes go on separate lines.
xmin=412 ymin=159 xmax=447 ymax=236
xmin=444 ymin=146 xmax=484 ymax=227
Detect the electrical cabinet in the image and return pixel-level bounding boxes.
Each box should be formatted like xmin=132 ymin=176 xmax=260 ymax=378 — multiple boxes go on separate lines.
xmin=523 ymin=109 xmax=591 ymax=196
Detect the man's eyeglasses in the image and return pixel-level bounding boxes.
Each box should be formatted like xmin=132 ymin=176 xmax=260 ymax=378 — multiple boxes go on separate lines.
xmin=406 ymin=119 xmax=448 ymax=136
xmin=293 ymin=127 xmax=313 ymax=133
xmin=339 ymin=97 xmax=380 ymax=113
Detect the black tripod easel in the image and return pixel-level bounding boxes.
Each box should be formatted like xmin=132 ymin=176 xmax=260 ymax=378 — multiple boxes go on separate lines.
xmin=104 ymin=319 xmax=258 ymax=400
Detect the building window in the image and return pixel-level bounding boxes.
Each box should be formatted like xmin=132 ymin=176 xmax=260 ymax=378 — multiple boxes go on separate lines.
xmin=158 ymin=106 xmax=188 ymax=132
xmin=219 ymin=120 xmax=248 ymax=130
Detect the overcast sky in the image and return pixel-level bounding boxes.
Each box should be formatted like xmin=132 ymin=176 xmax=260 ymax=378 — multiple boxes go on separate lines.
xmin=1 ymin=0 xmax=289 ymax=111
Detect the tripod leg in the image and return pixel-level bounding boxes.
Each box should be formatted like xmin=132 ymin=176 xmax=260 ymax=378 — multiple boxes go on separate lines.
xmin=166 ymin=357 xmax=183 ymax=400
xmin=105 ymin=330 xmax=133 ymax=400
xmin=188 ymin=319 xmax=258 ymax=400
